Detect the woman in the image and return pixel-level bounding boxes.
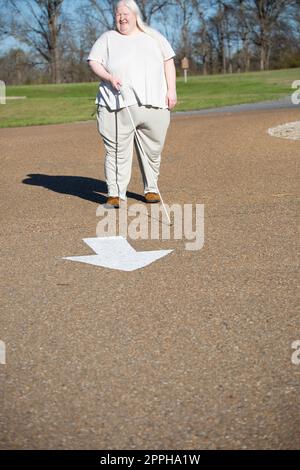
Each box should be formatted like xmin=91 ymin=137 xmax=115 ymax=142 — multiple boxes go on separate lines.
xmin=87 ymin=0 xmax=177 ymax=208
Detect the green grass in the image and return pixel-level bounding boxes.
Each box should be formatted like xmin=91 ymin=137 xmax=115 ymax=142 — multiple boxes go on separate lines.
xmin=0 ymin=68 xmax=299 ymax=128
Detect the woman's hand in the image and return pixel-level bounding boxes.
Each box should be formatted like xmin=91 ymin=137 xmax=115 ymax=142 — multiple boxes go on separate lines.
xmin=88 ymin=62 xmax=122 ymax=92
xmin=109 ymin=76 xmax=122 ymax=91
xmin=166 ymin=89 xmax=177 ymax=110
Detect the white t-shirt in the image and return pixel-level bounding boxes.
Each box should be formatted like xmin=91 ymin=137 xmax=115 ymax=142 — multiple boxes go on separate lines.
xmin=87 ymin=29 xmax=176 ymax=110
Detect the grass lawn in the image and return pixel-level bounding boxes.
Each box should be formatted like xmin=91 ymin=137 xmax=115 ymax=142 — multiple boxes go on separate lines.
xmin=0 ymin=68 xmax=299 ymax=128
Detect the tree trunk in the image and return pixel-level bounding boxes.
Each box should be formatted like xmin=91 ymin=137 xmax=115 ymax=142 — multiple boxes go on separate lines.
xmin=202 ymin=55 xmax=207 ymax=75
xmin=49 ymin=8 xmax=61 ymax=84
xmin=260 ymin=40 xmax=267 ymax=71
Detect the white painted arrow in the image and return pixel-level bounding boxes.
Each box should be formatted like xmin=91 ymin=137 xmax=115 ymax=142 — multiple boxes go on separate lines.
xmin=62 ymin=236 xmax=173 ymax=272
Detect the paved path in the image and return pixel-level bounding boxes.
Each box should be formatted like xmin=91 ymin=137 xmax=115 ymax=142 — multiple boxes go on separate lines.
xmin=0 ymin=107 xmax=299 ymax=449
xmin=173 ymin=96 xmax=298 ymax=116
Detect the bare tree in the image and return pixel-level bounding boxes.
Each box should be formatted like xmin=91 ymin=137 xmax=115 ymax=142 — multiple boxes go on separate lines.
xmin=167 ymin=0 xmax=195 ymax=61
xmin=7 ymin=0 xmax=64 ymax=83
xmin=211 ymin=1 xmax=227 ymax=73
xmin=243 ymin=0 xmax=296 ymax=70
xmin=0 ymin=17 xmax=7 ymax=39
xmin=0 ymin=48 xmax=44 ymax=84
xmin=231 ymin=0 xmax=252 ymax=72
xmin=191 ymin=1 xmax=214 ymax=73
xmin=211 ymin=1 xmax=237 ymax=73
xmin=0 ymin=3 xmax=10 ymax=40
xmin=194 ymin=12 xmax=214 ymax=74
xmin=136 ymin=0 xmax=174 ymax=23
xmin=193 ymin=0 xmax=299 ymax=73
xmin=81 ymin=0 xmax=117 ymax=31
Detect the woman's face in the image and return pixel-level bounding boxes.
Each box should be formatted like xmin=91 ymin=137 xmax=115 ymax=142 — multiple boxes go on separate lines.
xmin=115 ymin=3 xmax=138 ymax=35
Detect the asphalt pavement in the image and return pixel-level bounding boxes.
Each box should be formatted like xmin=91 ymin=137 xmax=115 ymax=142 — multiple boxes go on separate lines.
xmin=0 ymin=105 xmax=299 ymax=449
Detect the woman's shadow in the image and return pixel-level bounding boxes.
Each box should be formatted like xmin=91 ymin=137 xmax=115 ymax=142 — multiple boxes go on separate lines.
xmin=22 ymin=174 xmax=145 ymax=204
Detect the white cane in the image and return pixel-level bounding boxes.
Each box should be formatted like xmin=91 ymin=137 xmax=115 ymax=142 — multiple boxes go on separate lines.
xmin=118 ymin=85 xmax=172 ymax=226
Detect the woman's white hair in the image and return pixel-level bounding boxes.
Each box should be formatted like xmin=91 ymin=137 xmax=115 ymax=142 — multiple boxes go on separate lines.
xmin=115 ymin=0 xmax=161 ymax=42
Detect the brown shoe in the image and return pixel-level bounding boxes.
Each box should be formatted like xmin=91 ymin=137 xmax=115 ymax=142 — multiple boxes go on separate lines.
xmin=106 ymin=196 xmax=120 ymax=208
xmin=145 ymin=192 xmax=161 ymax=203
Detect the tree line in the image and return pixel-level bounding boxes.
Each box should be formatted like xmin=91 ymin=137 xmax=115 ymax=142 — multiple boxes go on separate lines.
xmin=0 ymin=0 xmax=299 ymax=85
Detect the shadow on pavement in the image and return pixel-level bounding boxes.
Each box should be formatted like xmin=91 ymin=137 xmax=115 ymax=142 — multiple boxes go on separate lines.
xmin=22 ymin=174 xmax=145 ymax=204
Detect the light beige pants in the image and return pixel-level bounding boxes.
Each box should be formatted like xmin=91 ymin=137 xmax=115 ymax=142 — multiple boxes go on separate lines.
xmin=96 ymin=104 xmax=170 ymax=200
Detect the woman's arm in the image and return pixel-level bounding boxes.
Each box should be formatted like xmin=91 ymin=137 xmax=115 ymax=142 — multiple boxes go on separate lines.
xmin=88 ymin=60 xmax=122 ymax=91
xmin=164 ymin=58 xmax=177 ymax=110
